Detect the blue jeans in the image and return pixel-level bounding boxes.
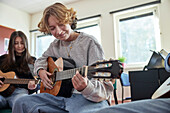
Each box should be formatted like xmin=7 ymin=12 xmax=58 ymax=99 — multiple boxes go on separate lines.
xmin=0 ymin=88 xmax=28 ymax=109
xmin=95 ymin=98 xmax=170 ymax=113
xmin=12 ymin=93 xmax=109 ymax=113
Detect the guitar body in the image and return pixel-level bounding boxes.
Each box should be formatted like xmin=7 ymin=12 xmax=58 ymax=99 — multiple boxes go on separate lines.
xmin=0 ymin=70 xmax=39 ymax=97
xmin=0 ymin=71 xmax=16 ymax=97
xmin=40 ymin=57 xmax=63 ymax=96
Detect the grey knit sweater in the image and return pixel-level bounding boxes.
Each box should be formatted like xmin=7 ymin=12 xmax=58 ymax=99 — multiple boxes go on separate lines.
xmin=34 ymin=32 xmax=113 ymax=103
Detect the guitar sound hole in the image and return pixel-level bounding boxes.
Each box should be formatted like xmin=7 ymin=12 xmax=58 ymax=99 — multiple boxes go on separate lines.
xmin=0 ymin=77 xmax=5 ymax=82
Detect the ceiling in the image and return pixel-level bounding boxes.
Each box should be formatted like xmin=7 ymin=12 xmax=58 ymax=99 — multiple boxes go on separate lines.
xmin=0 ymin=0 xmax=81 ymax=14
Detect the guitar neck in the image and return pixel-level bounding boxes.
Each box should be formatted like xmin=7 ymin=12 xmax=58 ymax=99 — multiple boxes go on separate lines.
xmin=4 ymin=78 xmax=37 ymax=84
xmin=56 ymin=66 xmax=93 ymax=81
xmin=53 ymin=58 xmax=122 ymax=81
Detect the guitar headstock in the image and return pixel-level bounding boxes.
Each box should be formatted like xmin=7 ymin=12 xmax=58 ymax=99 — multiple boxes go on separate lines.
xmin=88 ymin=59 xmax=123 ymax=79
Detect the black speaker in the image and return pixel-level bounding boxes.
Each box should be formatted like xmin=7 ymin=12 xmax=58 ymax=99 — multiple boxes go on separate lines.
xmin=158 ymin=68 xmax=170 ymax=84
xmin=129 ymin=69 xmax=159 ymax=101
xmin=129 ymin=68 xmax=169 ymax=101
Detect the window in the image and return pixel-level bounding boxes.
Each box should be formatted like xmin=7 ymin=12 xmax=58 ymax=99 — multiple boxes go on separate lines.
xmin=36 ymin=35 xmax=55 ymax=58
xmin=113 ymin=5 xmax=161 ymax=68
xmin=76 ymin=17 xmax=101 ymax=44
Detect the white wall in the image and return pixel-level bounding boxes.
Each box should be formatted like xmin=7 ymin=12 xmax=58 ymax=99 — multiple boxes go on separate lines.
xmin=159 ymin=0 xmax=170 ymax=52
xmin=0 ymin=3 xmax=31 ymax=49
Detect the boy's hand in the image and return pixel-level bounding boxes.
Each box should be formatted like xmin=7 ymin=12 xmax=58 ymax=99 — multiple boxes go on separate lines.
xmin=72 ymin=71 xmax=88 ymax=92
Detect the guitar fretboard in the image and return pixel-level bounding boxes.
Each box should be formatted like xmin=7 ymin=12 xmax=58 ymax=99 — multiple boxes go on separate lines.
xmin=56 ymin=66 xmax=93 ymax=80
xmin=4 ymin=79 xmax=38 ymax=84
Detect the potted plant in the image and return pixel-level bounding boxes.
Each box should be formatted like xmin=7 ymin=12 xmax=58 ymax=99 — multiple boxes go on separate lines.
xmin=118 ymin=56 xmax=126 ymax=67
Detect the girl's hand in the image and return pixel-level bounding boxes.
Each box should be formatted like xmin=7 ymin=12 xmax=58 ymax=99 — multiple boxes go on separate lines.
xmin=28 ymin=80 xmax=37 ymax=90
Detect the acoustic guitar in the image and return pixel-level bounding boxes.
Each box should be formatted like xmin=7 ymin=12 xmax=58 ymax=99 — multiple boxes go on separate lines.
xmin=0 ymin=70 xmax=39 ymax=97
xmin=40 ymin=57 xmax=123 ymax=96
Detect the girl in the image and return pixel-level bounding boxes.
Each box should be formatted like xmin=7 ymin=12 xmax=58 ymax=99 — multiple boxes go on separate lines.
xmin=0 ymin=31 xmax=37 ymax=109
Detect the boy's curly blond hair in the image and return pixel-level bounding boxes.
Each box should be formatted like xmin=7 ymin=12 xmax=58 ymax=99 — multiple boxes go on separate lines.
xmin=38 ymin=3 xmax=77 ymax=34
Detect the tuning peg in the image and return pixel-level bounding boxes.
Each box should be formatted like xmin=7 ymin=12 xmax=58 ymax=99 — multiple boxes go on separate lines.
xmin=99 ymin=60 xmax=105 ymax=62
xmin=105 ymin=78 xmax=112 ymax=82
xmin=109 ymin=58 xmax=116 ymax=61
xmin=109 ymin=58 xmax=113 ymax=61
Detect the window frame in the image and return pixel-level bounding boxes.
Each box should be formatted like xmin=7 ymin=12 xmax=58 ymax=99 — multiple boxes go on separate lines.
xmin=113 ymin=5 xmax=161 ymax=68
xmin=76 ymin=16 xmax=102 ymax=44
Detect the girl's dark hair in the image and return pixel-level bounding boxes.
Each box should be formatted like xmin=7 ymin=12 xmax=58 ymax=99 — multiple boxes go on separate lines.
xmin=1 ymin=31 xmax=34 ymax=73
